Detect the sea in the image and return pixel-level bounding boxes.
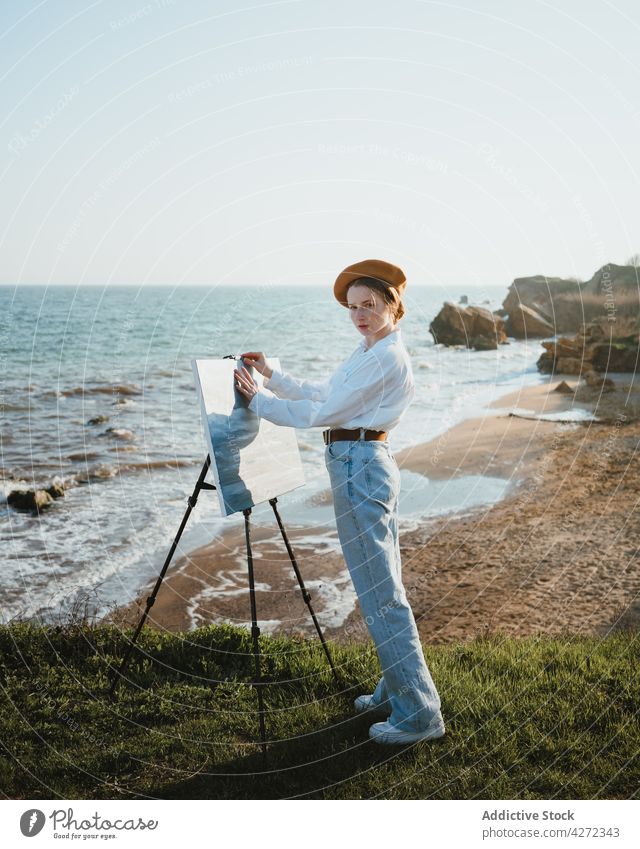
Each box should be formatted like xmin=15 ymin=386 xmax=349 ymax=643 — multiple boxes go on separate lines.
xmin=0 ymin=283 xmax=548 ymax=625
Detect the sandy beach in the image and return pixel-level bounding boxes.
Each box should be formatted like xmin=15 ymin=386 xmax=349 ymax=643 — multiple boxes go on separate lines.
xmin=105 ymin=373 xmax=640 ymax=645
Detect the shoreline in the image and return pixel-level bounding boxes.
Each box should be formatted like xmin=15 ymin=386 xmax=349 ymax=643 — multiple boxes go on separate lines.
xmin=395 ymin=378 xmax=585 ymax=482
xmin=104 ymin=373 xmax=640 ymax=643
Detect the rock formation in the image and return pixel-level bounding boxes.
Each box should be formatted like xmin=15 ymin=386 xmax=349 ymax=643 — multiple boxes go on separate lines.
xmin=503 ymin=263 xmax=640 ymax=334
xmin=537 ymin=316 xmax=640 ymax=374
xmin=429 ymin=302 xmax=508 ymax=350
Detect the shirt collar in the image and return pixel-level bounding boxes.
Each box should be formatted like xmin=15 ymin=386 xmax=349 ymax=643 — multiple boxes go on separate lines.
xmin=359 ymin=326 xmax=401 ymax=353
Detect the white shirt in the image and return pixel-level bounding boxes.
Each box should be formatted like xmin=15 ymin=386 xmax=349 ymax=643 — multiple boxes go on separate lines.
xmin=247 ymin=326 xmax=415 ymax=431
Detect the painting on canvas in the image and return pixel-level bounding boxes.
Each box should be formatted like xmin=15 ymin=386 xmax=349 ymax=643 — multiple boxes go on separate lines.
xmin=191 ymin=357 xmax=306 ymax=517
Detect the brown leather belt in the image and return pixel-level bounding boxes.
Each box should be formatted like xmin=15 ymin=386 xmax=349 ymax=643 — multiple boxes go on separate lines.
xmin=323 ymin=427 xmax=388 ymax=445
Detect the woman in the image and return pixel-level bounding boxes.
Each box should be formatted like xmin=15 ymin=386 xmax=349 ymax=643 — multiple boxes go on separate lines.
xmin=233 ymin=259 xmax=444 ymax=745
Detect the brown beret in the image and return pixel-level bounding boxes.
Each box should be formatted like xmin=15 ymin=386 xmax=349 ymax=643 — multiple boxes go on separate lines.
xmin=333 ymin=258 xmax=407 ymax=307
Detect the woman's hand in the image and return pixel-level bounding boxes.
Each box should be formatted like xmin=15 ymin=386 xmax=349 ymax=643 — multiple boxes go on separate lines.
xmin=239 ymin=351 xmax=272 ymax=379
xmin=233 ymin=365 xmax=259 ymax=402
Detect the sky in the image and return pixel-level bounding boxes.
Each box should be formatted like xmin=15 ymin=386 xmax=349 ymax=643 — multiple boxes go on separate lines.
xmin=1 ymin=0 xmax=639 ymax=287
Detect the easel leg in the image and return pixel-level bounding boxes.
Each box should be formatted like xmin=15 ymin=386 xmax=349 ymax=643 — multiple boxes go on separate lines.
xmin=107 ymin=456 xmax=214 ymax=699
xmin=107 ymin=454 xmax=338 ymax=764
xmin=269 ymin=497 xmax=341 ymax=684
xmin=244 ymin=507 xmax=268 ymax=764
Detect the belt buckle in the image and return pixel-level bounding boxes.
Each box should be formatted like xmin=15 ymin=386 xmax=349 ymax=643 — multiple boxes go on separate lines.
xmin=323 ymin=429 xmax=330 ymax=445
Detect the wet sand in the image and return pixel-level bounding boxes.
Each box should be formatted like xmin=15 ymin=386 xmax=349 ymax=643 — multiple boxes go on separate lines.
xmin=105 ymin=374 xmax=640 ymax=644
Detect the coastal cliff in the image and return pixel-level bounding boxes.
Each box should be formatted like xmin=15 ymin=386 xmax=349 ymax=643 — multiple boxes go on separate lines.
xmin=503 ymin=263 xmax=639 ymax=334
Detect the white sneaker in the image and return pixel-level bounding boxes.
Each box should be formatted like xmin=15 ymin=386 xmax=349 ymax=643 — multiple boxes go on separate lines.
xmin=354 ymin=694 xmax=391 ymax=715
xmin=369 ymin=715 xmax=446 ymax=745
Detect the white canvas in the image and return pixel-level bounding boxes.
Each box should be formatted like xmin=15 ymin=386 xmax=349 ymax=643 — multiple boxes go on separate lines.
xmin=191 ymin=357 xmax=306 ymax=516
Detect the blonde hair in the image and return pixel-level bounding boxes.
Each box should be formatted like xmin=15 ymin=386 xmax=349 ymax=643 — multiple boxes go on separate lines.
xmin=346 ymin=276 xmax=405 ymax=322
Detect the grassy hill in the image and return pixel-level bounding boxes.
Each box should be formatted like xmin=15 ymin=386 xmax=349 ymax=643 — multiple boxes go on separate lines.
xmin=0 ymin=621 xmax=638 ymax=799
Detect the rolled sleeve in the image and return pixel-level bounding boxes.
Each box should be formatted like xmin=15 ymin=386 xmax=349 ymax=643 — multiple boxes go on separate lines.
xmin=248 ymin=356 xmax=390 ymax=429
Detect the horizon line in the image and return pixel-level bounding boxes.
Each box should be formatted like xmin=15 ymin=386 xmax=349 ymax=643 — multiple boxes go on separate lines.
xmin=0 ymin=280 xmax=509 ymax=288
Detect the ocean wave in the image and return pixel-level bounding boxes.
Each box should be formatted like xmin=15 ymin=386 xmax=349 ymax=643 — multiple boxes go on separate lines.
xmin=116 ymin=458 xmax=197 ymax=472
xmin=43 ymin=383 xmax=143 ymax=398
xmin=1 ymin=458 xmax=197 ymax=499
xmin=0 ymin=403 xmax=32 ymax=412
xmin=4 ymin=384 xmax=38 ymax=394
xmin=97 ymin=427 xmax=135 ymax=441
xmin=69 ymin=458 xmax=197 ymax=485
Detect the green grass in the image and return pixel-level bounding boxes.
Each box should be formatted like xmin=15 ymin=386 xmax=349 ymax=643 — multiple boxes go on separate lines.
xmin=0 ymin=620 xmax=638 ymax=799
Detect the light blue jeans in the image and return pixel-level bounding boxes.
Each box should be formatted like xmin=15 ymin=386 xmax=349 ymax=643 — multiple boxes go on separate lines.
xmin=325 ymin=436 xmax=443 ymax=732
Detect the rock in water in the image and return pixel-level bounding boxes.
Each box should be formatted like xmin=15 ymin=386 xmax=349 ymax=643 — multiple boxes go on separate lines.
xmin=429 ymin=302 xmax=508 ymax=348
xmin=7 ymin=489 xmax=55 ymax=513
xmin=46 ymin=482 xmax=65 ymax=499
